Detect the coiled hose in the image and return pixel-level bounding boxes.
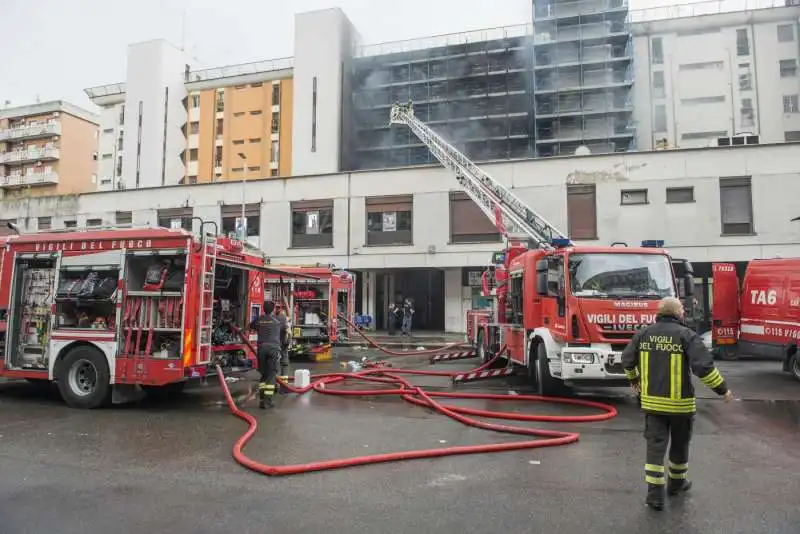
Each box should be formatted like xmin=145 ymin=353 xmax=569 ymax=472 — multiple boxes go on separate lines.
xmin=217 ymin=316 xmax=617 ymax=477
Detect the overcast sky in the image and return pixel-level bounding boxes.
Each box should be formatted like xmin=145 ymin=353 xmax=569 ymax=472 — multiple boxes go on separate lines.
xmin=1 ymin=0 xmax=683 ymax=110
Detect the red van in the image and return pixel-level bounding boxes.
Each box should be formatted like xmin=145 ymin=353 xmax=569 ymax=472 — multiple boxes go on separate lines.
xmin=712 ymin=260 xmax=800 ymax=381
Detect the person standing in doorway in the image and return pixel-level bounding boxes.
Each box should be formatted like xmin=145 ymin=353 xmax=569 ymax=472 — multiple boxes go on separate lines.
xmin=401 ymin=298 xmax=414 ymax=337
xmin=388 ymin=302 xmax=398 ymax=335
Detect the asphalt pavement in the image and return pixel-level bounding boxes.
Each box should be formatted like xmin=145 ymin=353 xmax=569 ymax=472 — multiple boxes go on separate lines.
xmin=0 ymin=351 xmax=798 ymax=534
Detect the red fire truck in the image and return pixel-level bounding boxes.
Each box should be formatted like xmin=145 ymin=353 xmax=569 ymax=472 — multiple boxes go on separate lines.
xmin=712 ymin=260 xmax=800 ymax=381
xmin=0 ymin=224 xmax=305 ymax=408
xmin=391 ymin=102 xmax=694 ymax=395
xmin=263 ymin=265 xmax=354 ymax=361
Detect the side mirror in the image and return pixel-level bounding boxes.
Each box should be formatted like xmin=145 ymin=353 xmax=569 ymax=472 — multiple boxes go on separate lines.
xmin=536 ymin=259 xmax=548 ymax=296
xmin=682 ymin=274 xmax=695 ymax=298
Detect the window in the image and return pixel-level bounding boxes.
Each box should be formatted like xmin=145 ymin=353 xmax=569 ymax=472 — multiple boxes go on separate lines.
xmin=190 ymin=121 xmax=199 ymax=134
xmin=785 ymin=131 xmax=800 ymax=141
xmin=64 ymin=220 xmax=77 ymax=229
xmin=251 ymin=82 xmax=263 ymax=88
xmin=215 ymin=91 xmax=224 ymax=112
xmin=653 ymin=105 xmax=667 ymax=132
xmin=233 ymin=139 xmax=245 ymax=145
xmin=448 ymin=192 xmax=502 ymax=243
xmin=666 ymin=187 xmax=694 ymax=203
xmin=234 ymin=112 xmax=245 ymax=118
xmin=679 ymin=61 xmax=723 ymax=71
xmin=232 ymin=167 xmax=244 ymax=173
xmin=778 ymin=24 xmax=794 ymax=43
xmin=291 ymin=200 xmax=334 ymax=248
xmin=366 ymin=196 xmax=413 ymax=246
xmin=651 ymin=37 xmax=663 ymax=64
xmin=115 ymin=211 xmax=132 ymax=225
xmin=38 ymin=216 xmax=51 ymax=230
xmin=191 ymin=94 xmax=200 ymax=108
xmin=508 ymin=274 xmax=524 ymax=324
xmin=567 ymin=184 xmax=597 ymax=240
xmin=311 ymin=76 xmax=318 ymax=151
xmin=215 ymin=146 xmax=223 ymax=166
xmin=719 ymin=176 xmax=754 ymax=235
xmin=234 ymin=84 xmax=246 ymax=90
xmin=249 ymin=138 xmax=261 ymax=144
xmin=272 ymin=83 xmax=280 ymax=106
xmin=118 ymin=136 xmax=124 ymax=151
xmin=569 ymin=254 xmax=675 ymax=298
xmin=189 ymin=148 xmax=198 ymax=161
xmin=119 ymin=104 xmax=125 ymax=125
xmin=620 ymin=189 xmax=648 ymax=205
xmin=250 ymin=110 xmax=262 ymax=116
xmin=739 ymin=63 xmax=752 ymax=90
xmin=188 ymin=175 xmax=198 ymax=184
xmin=102 ymin=153 xmax=113 ymax=159
xmin=741 ymin=98 xmax=754 ymax=128
xmin=780 ymin=59 xmax=797 ymax=77
xmin=216 ymin=118 xmax=223 ymax=136
xmin=736 ymin=28 xmax=750 ymax=56
xmin=248 ymin=166 xmax=260 ymax=172
xmin=221 ymin=204 xmax=260 ymax=240
xmin=681 ymin=96 xmax=727 ymax=105
xmin=271 ymin=140 xmax=279 ymax=162
xmin=271 ymin=112 xmax=280 ymax=134
xmin=116 ymin=156 xmax=123 ymax=176
xmin=270 ymin=169 xmax=279 ymax=177
xmin=681 ymin=130 xmax=728 ymax=140
xmin=103 ymin=128 xmax=114 ymax=134
xmin=783 ymin=95 xmax=799 ymax=113
xmin=157 ymin=208 xmax=193 ymax=231
xmin=87 ymin=219 xmax=102 ymax=227
xmin=652 ymin=71 xmax=665 ymax=99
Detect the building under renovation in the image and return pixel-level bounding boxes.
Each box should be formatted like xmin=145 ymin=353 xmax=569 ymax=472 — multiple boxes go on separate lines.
xmin=532 ymin=0 xmax=636 ymax=157
xmin=348 ymin=26 xmax=536 ymax=170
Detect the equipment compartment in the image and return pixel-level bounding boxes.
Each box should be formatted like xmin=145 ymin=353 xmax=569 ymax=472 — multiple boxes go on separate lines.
xmin=8 ymin=257 xmax=57 ymax=369
xmin=54 ymin=265 xmax=119 ymax=331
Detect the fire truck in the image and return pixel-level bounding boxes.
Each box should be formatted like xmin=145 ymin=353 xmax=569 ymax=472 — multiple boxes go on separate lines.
xmin=263 ymin=265 xmax=354 ymax=361
xmin=712 ymin=260 xmax=800 ymax=381
xmin=0 ymin=223 xmax=308 ymax=408
xmin=390 ymin=102 xmax=695 ymax=395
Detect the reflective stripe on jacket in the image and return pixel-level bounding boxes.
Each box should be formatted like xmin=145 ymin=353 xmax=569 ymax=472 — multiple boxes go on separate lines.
xmin=621 ymin=315 xmax=728 ymax=415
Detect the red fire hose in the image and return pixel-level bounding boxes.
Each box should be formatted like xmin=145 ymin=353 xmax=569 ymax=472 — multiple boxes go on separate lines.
xmin=218 ymin=320 xmax=617 ymax=477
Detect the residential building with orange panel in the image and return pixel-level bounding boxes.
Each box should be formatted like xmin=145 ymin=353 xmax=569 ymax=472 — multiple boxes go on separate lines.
xmin=184 ymin=64 xmax=293 ymax=184
xmin=0 ymin=101 xmax=99 ymax=201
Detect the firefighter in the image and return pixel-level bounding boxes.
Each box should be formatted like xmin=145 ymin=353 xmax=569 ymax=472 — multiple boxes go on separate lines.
xmin=249 ymin=301 xmax=287 ymax=409
xmin=621 ymin=296 xmax=734 ymax=511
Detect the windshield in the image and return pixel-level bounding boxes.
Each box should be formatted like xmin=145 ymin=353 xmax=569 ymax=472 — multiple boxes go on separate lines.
xmin=568 ymin=253 xmax=675 ymax=299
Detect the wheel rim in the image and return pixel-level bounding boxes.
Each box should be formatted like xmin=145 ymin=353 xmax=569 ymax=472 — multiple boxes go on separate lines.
xmin=792 ymin=357 xmax=800 ymax=379
xmin=68 ymin=359 xmax=98 ymax=397
xmin=478 ymin=337 xmax=486 ymax=362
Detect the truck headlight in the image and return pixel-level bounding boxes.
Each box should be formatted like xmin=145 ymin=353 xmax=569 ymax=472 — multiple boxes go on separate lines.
xmin=563 ymin=352 xmax=596 ymax=364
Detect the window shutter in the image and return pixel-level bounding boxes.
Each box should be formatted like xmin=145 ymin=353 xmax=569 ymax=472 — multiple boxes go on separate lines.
xmin=567 ymin=184 xmax=597 ymax=240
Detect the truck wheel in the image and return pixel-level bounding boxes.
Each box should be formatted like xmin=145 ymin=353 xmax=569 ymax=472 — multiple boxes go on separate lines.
xmin=56 ymin=346 xmax=111 ymax=409
xmin=536 ymin=343 xmax=567 ymax=397
xmin=717 ymin=347 xmax=740 ymax=361
xmin=478 ymin=330 xmax=504 ymax=369
xmin=790 ymin=354 xmax=800 ymax=383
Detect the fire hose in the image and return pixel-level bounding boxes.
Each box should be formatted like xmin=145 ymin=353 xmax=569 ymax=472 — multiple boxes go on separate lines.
xmin=217 ymin=317 xmax=617 ymax=477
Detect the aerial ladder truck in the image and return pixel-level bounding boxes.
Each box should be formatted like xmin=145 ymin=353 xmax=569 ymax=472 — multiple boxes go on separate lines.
xmin=390 ymin=102 xmax=696 ymax=395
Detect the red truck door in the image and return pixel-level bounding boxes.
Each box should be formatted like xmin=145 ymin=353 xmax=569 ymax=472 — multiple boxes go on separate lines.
xmin=712 ymin=263 xmax=740 ymax=349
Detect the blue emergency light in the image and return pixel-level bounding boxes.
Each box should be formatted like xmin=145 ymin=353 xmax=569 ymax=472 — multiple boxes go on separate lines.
xmin=551 ymin=238 xmax=573 ymax=248
xmin=641 ymin=239 xmax=665 ymax=248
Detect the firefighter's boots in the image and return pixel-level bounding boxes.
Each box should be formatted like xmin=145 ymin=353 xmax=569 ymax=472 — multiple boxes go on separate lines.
xmin=258 ymin=382 xmax=275 ymax=409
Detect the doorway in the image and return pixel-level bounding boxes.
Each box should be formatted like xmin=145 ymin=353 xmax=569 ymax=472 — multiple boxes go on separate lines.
xmin=377 ymin=269 xmax=445 ymax=331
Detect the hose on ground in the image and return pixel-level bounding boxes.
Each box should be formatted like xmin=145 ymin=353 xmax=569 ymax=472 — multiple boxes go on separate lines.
xmin=335 ymin=313 xmax=472 ymax=356
xmin=216 ymin=329 xmax=618 ymax=477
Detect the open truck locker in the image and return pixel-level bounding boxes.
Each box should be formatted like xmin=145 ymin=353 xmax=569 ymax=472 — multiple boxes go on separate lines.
xmin=0 ymin=225 xmax=312 ymax=408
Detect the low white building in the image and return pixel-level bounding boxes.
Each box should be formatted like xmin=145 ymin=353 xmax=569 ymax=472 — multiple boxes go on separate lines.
xmin=2 ymin=143 xmax=799 ymax=333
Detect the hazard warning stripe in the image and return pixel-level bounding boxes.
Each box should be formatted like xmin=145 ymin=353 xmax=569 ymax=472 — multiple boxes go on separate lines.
xmin=429 ymin=351 xmax=477 ymax=363
xmin=452 ymin=367 xmax=515 ymax=383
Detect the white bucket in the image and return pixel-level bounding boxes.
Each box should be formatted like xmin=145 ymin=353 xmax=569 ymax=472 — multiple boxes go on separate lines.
xmin=294 ymin=369 xmax=311 ymax=389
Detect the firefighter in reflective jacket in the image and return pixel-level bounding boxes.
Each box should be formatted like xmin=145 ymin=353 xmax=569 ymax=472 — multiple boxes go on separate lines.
xmin=622 ymin=297 xmax=734 ymax=511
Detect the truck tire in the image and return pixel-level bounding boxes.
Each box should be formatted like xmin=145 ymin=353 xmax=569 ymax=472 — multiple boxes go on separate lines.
xmin=56 ymin=346 xmax=111 ymax=409
xmin=789 ymin=354 xmax=800 ymax=383
xmin=535 ymin=342 xmax=567 ymax=397
xmin=478 ymin=330 xmax=504 ymax=369
xmin=717 ymin=346 xmax=740 ymax=361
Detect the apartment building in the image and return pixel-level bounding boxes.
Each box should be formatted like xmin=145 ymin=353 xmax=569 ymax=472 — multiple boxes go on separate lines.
xmin=631 ymin=1 xmax=800 ymax=150
xmin=0 ymin=101 xmax=99 ymax=202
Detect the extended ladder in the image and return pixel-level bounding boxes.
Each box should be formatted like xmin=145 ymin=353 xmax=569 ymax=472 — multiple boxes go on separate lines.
xmin=196 ymin=231 xmax=218 ymax=365
xmin=389 ymin=101 xmax=571 ymax=248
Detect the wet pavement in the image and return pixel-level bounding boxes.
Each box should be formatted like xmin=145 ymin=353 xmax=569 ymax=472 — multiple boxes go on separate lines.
xmin=1 ymin=350 xmax=799 ymax=534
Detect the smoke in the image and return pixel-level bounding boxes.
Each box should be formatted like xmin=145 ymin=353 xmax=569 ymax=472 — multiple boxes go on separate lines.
xmin=348 ymin=28 xmax=537 ymax=169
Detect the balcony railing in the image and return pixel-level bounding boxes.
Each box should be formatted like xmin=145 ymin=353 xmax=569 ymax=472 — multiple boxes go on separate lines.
xmin=188 ymin=57 xmax=294 ymax=83
xmin=0 ymin=147 xmax=60 ymax=164
xmin=0 ymin=122 xmax=61 ymax=142
xmin=0 ymin=171 xmax=59 ymax=188
xmin=629 ymin=0 xmax=785 ymax=23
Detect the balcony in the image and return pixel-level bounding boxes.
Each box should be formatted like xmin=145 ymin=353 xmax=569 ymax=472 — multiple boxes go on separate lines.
xmin=0 ymin=171 xmax=59 ymax=188
xmin=0 ymin=122 xmax=61 ymax=142
xmin=0 ymin=147 xmax=61 ymax=165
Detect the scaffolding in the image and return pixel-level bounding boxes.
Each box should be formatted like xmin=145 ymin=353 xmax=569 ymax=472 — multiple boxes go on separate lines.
xmin=348 ymin=25 xmax=536 ymax=171
xmin=532 ymin=0 xmax=635 ymax=157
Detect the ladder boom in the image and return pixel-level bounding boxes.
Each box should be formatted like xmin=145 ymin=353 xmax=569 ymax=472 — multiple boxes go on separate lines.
xmin=390 ymin=101 xmax=570 ymax=247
